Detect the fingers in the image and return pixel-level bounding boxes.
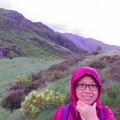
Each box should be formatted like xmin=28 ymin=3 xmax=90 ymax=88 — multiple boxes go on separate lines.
xmin=76 ymin=100 xmax=97 ymax=113
xmin=76 ymin=100 xmax=89 ymax=113
xmin=77 ymin=100 xmax=96 ymax=107
xmin=76 ymin=100 xmax=98 ymax=120
xmin=77 ymin=100 xmax=87 ymax=106
xmin=76 ymin=104 xmax=80 ymax=112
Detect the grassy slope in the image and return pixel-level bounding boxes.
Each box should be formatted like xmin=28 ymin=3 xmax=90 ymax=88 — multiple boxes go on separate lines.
xmin=0 ymin=50 xmax=120 ymax=120
xmin=0 ymin=57 xmax=63 ymax=96
xmin=1 ymin=32 xmax=65 ymax=58
xmin=0 ymin=57 xmax=64 ymax=120
xmin=0 ymin=8 xmax=86 ymax=58
xmin=37 ymin=50 xmax=120 ymax=120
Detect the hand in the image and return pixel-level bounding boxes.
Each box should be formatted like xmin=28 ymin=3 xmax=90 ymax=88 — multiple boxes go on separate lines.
xmin=76 ymin=100 xmax=99 ymax=120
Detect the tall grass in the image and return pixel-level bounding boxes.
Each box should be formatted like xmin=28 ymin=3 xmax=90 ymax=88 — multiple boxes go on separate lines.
xmin=0 ymin=57 xmax=63 ymax=94
xmin=35 ymin=108 xmax=57 ymax=120
xmin=0 ymin=108 xmax=22 ymax=120
xmin=0 ymin=51 xmax=120 ymax=120
xmin=47 ymin=76 xmax=70 ymax=95
xmin=0 ymin=57 xmax=63 ymax=120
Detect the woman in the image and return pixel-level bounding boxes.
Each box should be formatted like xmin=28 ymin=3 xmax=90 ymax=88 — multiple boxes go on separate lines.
xmin=52 ymin=66 xmax=115 ymax=120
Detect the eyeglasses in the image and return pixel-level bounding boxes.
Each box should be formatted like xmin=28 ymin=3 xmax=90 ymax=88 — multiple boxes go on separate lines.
xmin=75 ymin=83 xmax=99 ymax=91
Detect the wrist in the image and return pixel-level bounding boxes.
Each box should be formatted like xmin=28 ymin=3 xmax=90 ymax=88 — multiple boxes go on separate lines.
xmin=89 ymin=116 xmax=98 ymax=120
xmin=92 ymin=117 xmax=99 ymax=120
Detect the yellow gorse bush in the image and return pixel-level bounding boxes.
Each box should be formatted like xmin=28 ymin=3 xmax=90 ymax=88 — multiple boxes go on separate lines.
xmin=15 ymin=75 xmax=31 ymax=87
xmin=20 ymin=89 xmax=66 ymax=118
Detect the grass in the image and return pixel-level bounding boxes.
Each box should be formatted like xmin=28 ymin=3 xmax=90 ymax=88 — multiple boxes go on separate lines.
xmin=0 ymin=57 xmax=63 ymax=120
xmin=0 ymin=68 xmax=70 ymax=120
xmin=20 ymin=76 xmax=71 ymax=120
xmin=35 ymin=108 xmax=57 ymax=120
xmin=0 ymin=51 xmax=120 ymax=120
xmin=0 ymin=109 xmax=22 ymax=120
xmin=46 ymin=76 xmax=71 ymax=95
xmin=0 ymin=57 xmax=63 ymax=96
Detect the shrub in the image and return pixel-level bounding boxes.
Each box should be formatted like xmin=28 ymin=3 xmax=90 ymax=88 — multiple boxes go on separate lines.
xmin=89 ymin=59 xmax=106 ymax=69
xmin=112 ymin=104 xmax=120 ymax=118
xmin=15 ymin=75 xmax=31 ymax=87
xmin=24 ymin=81 xmax=40 ymax=94
xmin=108 ymin=62 xmax=120 ymax=81
xmin=101 ymin=94 xmax=113 ymax=107
xmin=1 ymin=90 xmax=25 ymax=112
xmin=108 ymin=91 xmax=117 ymax=100
xmin=0 ymin=39 xmax=3 ymax=46
xmin=9 ymin=82 xmax=22 ymax=91
xmin=20 ymin=89 xmax=66 ymax=119
xmin=109 ymin=55 xmax=120 ymax=63
xmin=1 ymin=75 xmax=40 ymax=112
xmin=102 ymin=82 xmax=120 ymax=107
xmin=8 ymin=51 xmax=14 ymax=59
xmin=90 ymin=51 xmax=100 ymax=55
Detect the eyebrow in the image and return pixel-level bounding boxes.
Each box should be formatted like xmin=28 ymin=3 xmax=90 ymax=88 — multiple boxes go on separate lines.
xmin=78 ymin=81 xmax=96 ymax=84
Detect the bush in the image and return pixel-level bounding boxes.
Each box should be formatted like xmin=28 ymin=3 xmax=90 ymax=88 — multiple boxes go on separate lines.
xmin=15 ymin=75 xmax=31 ymax=87
xmin=101 ymin=94 xmax=113 ymax=107
xmin=9 ymin=82 xmax=23 ymax=91
xmin=108 ymin=62 xmax=120 ymax=81
xmin=20 ymin=89 xmax=66 ymax=119
xmin=14 ymin=75 xmax=39 ymax=94
xmin=1 ymin=75 xmax=40 ymax=112
xmin=102 ymin=82 xmax=120 ymax=107
xmin=1 ymin=90 xmax=25 ymax=112
xmin=89 ymin=59 xmax=106 ymax=69
xmin=8 ymin=51 xmax=14 ymax=59
xmin=109 ymin=55 xmax=120 ymax=63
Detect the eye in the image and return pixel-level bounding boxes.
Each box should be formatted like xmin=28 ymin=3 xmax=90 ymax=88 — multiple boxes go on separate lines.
xmin=80 ymin=83 xmax=84 ymax=86
xmin=91 ymin=84 xmax=98 ymax=88
xmin=78 ymin=83 xmax=86 ymax=87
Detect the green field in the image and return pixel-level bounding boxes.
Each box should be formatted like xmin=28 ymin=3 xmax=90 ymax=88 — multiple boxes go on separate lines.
xmin=0 ymin=57 xmax=63 ymax=120
xmin=0 ymin=57 xmax=63 ymax=95
xmin=0 ymin=52 xmax=120 ymax=120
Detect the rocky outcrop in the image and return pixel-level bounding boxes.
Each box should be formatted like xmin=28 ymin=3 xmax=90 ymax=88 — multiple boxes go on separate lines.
xmin=0 ymin=48 xmax=9 ymax=57
xmin=0 ymin=46 xmax=21 ymax=58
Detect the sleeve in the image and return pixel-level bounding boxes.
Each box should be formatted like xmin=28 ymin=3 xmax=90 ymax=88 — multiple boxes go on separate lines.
xmin=104 ymin=106 xmax=116 ymax=120
xmin=52 ymin=106 xmax=63 ymax=120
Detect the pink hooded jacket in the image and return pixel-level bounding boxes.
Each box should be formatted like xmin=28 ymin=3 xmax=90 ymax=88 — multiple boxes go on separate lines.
xmin=52 ymin=66 xmax=115 ymax=120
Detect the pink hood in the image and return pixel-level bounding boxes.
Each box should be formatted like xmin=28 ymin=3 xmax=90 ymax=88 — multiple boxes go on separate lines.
xmin=52 ymin=66 xmax=115 ymax=120
xmin=70 ymin=66 xmax=102 ymax=111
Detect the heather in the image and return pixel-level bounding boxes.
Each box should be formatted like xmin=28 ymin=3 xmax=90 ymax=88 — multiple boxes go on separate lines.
xmin=0 ymin=50 xmax=120 ymax=120
xmin=0 ymin=8 xmax=120 ymax=120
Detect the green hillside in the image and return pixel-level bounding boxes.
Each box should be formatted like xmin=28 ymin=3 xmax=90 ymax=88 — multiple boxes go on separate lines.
xmin=0 ymin=7 xmax=120 ymax=120
xmin=27 ymin=50 xmax=120 ymax=119
xmin=0 ymin=50 xmax=120 ymax=120
xmin=0 ymin=8 xmax=86 ymax=59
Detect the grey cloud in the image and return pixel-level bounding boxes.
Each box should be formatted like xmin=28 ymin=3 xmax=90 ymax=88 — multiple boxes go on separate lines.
xmin=0 ymin=1 xmax=12 ymax=9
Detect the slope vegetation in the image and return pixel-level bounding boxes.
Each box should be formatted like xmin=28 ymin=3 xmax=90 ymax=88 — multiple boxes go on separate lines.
xmin=0 ymin=8 xmax=86 ymax=58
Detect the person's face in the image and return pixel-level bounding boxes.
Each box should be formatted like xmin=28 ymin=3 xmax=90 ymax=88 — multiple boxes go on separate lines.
xmin=75 ymin=76 xmax=99 ymax=105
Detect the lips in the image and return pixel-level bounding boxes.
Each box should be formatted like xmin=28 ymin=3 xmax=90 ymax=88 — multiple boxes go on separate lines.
xmin=83 ymin=96 xmax=92 ymax=101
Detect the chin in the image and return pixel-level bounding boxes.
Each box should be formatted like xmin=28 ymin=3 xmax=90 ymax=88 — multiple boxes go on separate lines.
xmin=84 ymin=101 xmax=93 ymax=105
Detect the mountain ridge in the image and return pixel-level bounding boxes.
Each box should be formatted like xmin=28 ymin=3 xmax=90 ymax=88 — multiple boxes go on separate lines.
xmin=62 ymin=33 xmax=120 ymax=51
xmin=0 ymin=8 xmax=119 ymax=58
xmin=0 ymin=8 xmax=87 ymax=58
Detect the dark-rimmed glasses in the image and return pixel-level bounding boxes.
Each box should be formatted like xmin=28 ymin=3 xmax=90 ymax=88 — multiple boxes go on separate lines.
xmin=75 ymin=83 xmax=99 ymax=91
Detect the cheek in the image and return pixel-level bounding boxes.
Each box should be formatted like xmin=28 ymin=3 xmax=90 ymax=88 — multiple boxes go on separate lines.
xmin=94 ymin=91 xmax=99 ymax=99
xmin=75 ymin=89 xmax=99 ymax=102
xmin=76 ymin=88 xmax=82 ymax=99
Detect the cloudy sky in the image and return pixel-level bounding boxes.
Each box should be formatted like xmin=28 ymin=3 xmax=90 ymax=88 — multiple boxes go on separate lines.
xmin=1 ymin=0 xmax=120 ymax=46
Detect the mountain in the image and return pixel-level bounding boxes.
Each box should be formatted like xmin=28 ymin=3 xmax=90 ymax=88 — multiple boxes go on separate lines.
xmin=62 ymin=33 xmax=120 ymax=51
xmin=0 ymin=8 xmax=119 ymax=59
xmin=0 ymin=8 xmax=86 ymax=58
